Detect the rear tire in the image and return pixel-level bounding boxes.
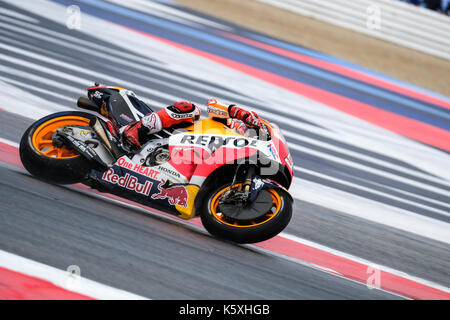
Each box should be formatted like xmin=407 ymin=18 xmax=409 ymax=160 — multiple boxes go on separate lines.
xmin=200 ymin=183 xmax=292 ymax=244
xmin=19 ymin=111 xmax=94 ymax=184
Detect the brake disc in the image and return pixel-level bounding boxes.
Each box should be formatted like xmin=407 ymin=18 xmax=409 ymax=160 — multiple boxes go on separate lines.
xmin=219 ymin=189 xmax=273 ymax=220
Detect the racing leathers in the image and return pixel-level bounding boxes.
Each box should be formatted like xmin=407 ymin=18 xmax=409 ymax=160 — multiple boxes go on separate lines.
xmin=121 ymin=98 xmax=266 ymax=148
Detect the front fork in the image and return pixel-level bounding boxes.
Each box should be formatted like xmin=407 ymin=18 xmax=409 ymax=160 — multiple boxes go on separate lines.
xmin=222 ymin=165 xmax=256 ymax=205
xmin=242 ymin=166 xmax=255 ymax=194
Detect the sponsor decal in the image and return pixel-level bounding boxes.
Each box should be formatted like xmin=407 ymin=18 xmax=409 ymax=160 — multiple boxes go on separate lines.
xmin=206 ymin=99 xmax=228 ymax=118
xmin=151 ymin=181 xmax=188 ymax=208
xmin=77 ymin=130 xmax=90 ymax=137
xmin=102 ymin=169 xmax=153 ymax=196
xmin=157 ymin=165 xmax=181 ymax=179
xmin=180 ymin=134 xmax=258 ymax=148
xmin=119 ymin=114 xmax=133 ymax=123
xmin=93 ymin=91 xmax=103 ymax=99
xmin=285 ymin=153 xmax=294 ymax=170
xmin=207 ymin=106 xmax=228 ymax=118
xmin=76 ymin=130 xmax=96 ymax=139
xmin=169 ymin=112 xmax=193 ymax=120
xmin=117 ymin=157 xmax=160 ymax=180
xmin=267 ymin=143 xmax=279 ymax=160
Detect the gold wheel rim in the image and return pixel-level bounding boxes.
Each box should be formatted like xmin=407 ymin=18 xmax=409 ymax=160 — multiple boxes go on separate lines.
xmin=209 ymin=184 xmax=282 ymax=228
xmin=32 ymin=116 xmax=90 ymax=159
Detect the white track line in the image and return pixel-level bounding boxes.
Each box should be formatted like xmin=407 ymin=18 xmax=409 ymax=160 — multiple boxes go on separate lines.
xmin=0 ymin=142 xmax=447 ymax=297
xmin=293 ymin=166 xmax=450 ymax=217
xmin=68 ymin=175 xmax=450 ymax=296
xmin=290 ymin=177 xmax=450 ymax=244
xmin=280 ymin=232 xmax=450 ymax=294
xmin=0 ymin=137 xmax=19 ymax=148
xmin=0 ymin=249 xmax=149 ymax=300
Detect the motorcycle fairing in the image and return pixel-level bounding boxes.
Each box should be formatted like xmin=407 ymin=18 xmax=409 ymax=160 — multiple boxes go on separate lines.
xmin=90 ymin=163 xmax=190 ymax=217
xmin=86 ymin=116 xmax=292 ymax=220
xmin=166 ymin=118 xmax=285 ymax=185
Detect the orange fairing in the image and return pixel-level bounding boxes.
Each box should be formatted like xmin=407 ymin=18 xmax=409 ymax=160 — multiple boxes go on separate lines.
xmin=32 ymin=116 xmax=90 ymax=159
xmin=184 ymin=117 xmax=242 ymax=136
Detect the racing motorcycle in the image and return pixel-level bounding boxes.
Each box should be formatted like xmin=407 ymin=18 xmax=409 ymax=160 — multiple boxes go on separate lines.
xmin=19 ymin=85 xmax=294 ymax=243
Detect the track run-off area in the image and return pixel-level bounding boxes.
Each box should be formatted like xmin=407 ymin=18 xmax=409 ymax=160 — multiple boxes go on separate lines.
xmin=0 ymin=0 xmax=449 ymax=299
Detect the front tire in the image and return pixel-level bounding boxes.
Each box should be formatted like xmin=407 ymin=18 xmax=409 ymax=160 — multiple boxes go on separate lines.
xmin=19 ymin=111 xmax=94 ymax=184
xmin=200 ymin=183 xmax=292 ymax=244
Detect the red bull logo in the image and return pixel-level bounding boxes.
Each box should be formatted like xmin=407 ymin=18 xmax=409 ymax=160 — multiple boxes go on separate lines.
xmin=151 ymin=181 xmax=188 ymax=208
xmin=102 ymin=169 xmax=152 ymax=196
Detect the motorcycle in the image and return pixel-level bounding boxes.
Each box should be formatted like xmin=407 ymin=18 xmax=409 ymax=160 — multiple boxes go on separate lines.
xmin=19 ymin=85 xmax=294 ymax=243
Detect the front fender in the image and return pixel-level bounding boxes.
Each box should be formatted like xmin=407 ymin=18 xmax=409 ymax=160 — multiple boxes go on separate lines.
xmin=249 ymin=176 xmax=293 ymax=203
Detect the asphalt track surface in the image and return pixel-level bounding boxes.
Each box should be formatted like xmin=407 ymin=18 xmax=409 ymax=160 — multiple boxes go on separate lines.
xmin=0 ymin=0 xmax=449 ymax=299
xmin=0 ymin=105 xmax=430 ymax=300
xmin=0 ymin=161 xmax=403 ymax=299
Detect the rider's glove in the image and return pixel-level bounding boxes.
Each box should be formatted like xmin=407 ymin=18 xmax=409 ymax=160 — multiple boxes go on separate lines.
xmin=228 ymin=105 xmax=262 ymax=128
xmin=228 ymin=105 xmax=271 ymax=139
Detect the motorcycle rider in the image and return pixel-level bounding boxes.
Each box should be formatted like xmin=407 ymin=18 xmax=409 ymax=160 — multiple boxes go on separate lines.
xmin=120 ymin=98 xmax=267 ymax=148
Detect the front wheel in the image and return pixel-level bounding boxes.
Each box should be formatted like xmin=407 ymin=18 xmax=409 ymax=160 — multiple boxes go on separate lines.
xmin=19 ymin=111 xmax=95 ymax=184
xmin=200 ymin=183 xmax=292 ymax=243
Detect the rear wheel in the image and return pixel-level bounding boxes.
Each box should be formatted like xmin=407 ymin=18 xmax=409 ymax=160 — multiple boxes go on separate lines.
xmin=20 ymin=111 xmax=94 ymax=184
xmin=200 ymin=183 xmax=292 ymax=243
